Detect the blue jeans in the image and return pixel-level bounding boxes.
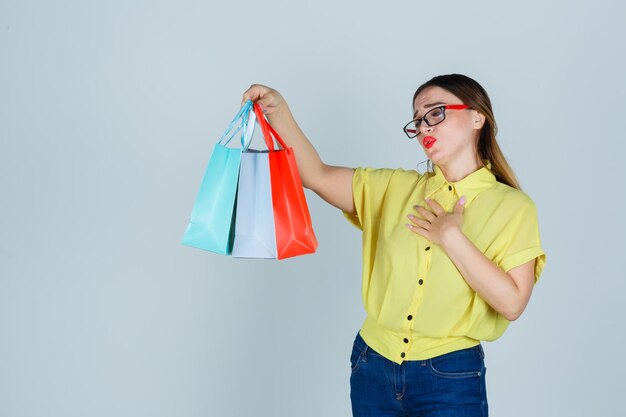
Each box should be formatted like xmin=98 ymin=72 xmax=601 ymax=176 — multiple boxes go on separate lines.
xmin=350 ymin=331 xmax=488 ymax=417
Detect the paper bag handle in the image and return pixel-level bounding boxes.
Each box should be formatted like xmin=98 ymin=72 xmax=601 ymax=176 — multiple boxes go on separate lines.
xmin=253 ymin=103 xmax=289 ymax=151
xmin=219 ymin=100 xmax=254 ymax=147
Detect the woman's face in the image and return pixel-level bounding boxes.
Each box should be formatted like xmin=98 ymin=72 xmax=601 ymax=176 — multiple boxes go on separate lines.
xmin=412 ymin=86 xmax=483 ymax=166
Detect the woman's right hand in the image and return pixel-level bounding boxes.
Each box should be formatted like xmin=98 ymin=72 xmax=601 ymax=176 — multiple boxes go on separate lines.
xmin=240 ymin=83 xmax=356 ymax=214
xmin=241 ymin=84 xmax=287 ymax=116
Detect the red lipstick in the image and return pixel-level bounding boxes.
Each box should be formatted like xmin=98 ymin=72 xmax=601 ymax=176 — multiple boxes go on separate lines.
xmin=423 ymin=136 xmax=437 ymax=149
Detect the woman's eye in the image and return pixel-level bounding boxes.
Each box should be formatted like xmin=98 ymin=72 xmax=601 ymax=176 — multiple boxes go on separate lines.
xmin=431 ymin=109 xmax=443 ymax=117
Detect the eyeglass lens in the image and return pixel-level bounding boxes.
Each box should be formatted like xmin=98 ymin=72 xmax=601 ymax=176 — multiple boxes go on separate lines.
xmin=405 ymin=107 xmax=446 ymax=136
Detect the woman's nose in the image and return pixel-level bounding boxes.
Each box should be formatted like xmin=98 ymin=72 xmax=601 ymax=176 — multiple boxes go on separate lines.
xmin=419 ymin=122 xmax=433 ymax=135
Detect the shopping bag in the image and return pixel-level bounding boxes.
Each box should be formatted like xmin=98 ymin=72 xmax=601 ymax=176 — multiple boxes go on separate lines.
xmin=231 ymin=110 xmax=279 ymax=258
xmin=253 ymin=103 xmax=318 ymax=259
xmin=181 ymin=100 xmax=254 ymax=254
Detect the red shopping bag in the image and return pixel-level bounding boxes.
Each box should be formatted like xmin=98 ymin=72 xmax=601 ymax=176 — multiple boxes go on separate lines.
xmin=253 ymin=103 xmax=318 ymax=259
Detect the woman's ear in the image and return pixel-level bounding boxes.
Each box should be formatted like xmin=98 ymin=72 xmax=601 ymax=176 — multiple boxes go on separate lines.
xmin=472 ymin=110 xmax=486 ymax=129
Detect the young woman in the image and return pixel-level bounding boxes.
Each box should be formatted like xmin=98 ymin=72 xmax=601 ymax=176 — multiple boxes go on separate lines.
xmin=242 ymin=74 xmax=546 ymax=417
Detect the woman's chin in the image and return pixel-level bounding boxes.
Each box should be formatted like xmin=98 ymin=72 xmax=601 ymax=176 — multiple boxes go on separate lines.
xmin=425 ymin=148 xmax=442 ymax=163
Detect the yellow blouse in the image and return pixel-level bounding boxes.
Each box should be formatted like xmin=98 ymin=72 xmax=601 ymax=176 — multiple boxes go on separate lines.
xmin=343 ymin=162 xmax=546 ymax=364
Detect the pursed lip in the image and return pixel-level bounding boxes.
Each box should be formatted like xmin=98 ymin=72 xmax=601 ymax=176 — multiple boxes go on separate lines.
xmin=423 ymin=136 xmax=437 ymax=149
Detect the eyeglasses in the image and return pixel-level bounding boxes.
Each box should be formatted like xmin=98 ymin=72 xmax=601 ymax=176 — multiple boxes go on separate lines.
xmin=402 ymin=104 xmax=470 ymax=138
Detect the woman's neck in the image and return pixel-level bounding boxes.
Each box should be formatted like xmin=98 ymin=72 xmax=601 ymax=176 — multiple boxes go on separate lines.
xmin=437 ymin=157 xmax=483 ymax=183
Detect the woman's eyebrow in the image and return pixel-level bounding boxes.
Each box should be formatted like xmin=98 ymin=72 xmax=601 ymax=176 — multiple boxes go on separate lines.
xmin=413 ymin=102 xmax=446 ymax=118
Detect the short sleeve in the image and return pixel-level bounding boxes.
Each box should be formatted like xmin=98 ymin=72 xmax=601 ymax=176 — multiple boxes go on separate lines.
xmin=495 ymin=199 xmax=547 ymax=283
xmin=342 ymin=167 xmax=396 ymax=231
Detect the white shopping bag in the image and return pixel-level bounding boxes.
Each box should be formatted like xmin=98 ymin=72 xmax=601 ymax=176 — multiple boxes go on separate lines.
xmin=231 ymin=111 xmax=278 ymax=258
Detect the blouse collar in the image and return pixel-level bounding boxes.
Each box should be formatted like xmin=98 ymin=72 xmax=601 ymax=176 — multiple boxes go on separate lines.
xmin=424 ymin=161 xmax=496 ymax=206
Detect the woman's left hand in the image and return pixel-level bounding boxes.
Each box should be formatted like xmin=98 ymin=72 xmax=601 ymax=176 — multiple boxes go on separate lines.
xmin=405 ymin=196 xmax=466 ymax=247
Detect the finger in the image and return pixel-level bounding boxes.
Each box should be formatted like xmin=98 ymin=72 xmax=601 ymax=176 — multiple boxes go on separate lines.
xmin=241 ymin=87 xmax=257 ymax=105
xmin=454 ymin=196 xmax=466 ymax=214
xmin=244 ymin=97 xmax=268 ymax=115
xmin=241 ymin=84 xmax=269 ymax=105
xmin=251 ymin=94 xmax=275 ymax=114
xmin=425 ymin=198 xmax=445 ymax=215
xmin=405 ymin=223 xmax=428 ymax=238
xmin=413 ymin=205 xmax=436 ymax=222
xmin=407 ymin=214 xmax=431 ymax=230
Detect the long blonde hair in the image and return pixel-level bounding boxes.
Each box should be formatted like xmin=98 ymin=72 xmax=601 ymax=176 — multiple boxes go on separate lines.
xmin=413 ymin=74 xmax=521 ymax=190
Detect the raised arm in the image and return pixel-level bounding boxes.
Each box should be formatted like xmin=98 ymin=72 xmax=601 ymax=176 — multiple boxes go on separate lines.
xmin=242 ymin=84 xmax=355 ymax=214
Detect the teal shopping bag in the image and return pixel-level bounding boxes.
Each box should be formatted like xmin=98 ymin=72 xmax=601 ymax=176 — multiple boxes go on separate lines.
xmin=181 ymin=100 xmax=254 ymax=254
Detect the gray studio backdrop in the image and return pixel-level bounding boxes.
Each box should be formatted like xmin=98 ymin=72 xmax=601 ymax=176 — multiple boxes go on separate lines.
xmin=1 ymin=1 xmax=625 ymax=416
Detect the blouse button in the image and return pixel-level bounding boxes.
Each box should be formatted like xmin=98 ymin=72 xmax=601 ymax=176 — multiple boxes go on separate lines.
xmin=407 ymin=315 xmax=413 ymax=320
xmin=425 ymin=246 xmax=431 ymax=251
xmin=418 ymin=279 xmax=424 ymax=285
xmin=404 ymin=338 xmax=409 ymax=343
xmin=448 ymin=185 xmax=452 ymax=191
xmin=401 ymin=352 xmax=406 ymax=358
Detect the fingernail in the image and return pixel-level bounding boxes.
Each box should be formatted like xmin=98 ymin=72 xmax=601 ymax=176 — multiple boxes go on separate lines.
xmin=405 ymin=224 xmax=413 ymax=229
xmin=459 ymin=196 xmax=466 ymax=205
xmin=407 ymin=214 xmax=414 ymax=220
xmin=414 ymin=205 xmax=420 ymax=209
